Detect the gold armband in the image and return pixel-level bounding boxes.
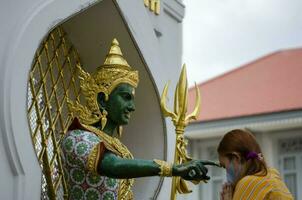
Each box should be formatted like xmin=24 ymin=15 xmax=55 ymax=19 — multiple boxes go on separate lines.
xmin=87 ymin=144 xmax=101 ymax=173
xmin=153 ymin=159 xmax=172 ymax=177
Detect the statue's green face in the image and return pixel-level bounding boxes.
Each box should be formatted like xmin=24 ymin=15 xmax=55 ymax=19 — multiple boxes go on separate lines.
xmin=104 ymin=83 xmax=136 ymax=125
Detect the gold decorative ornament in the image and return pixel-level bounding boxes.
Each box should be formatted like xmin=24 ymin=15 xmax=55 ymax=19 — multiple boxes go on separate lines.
xmin=27 ymin=26 xmax=82 ymax=199
xmin=101 ymin=110 xmax=108 ymax=130
xmin=153 ymin=159 xmax=173 ymax=177
xmin=67 ymin=38 xmax=139 ymax=125
xmin=117 ymin=125 xmax=123 ymax=138
xmin=160 ymin=64 xmax=201 ymax=200
xmin=87 ymin=143 xmax=102 ymax=173
xmin=144 ymin=0 xmax=160 ymax=15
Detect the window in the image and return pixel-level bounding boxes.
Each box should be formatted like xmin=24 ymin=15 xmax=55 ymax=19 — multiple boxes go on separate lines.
xmin=278 ymin=137 xmax=302 ymax=199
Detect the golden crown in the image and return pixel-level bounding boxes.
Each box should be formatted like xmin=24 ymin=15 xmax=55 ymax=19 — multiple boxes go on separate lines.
xmin=67 ymin=38 xmax=139 ymax=125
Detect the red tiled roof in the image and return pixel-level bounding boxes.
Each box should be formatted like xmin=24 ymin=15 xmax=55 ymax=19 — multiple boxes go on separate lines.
xmin=188 ymin=48 xmax=302 ymax=122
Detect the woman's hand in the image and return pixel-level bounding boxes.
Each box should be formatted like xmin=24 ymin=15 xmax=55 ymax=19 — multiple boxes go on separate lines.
xmin=220 ymin=183 xmax=233 ymax=200
xmin=173 ymin=160 xmax=219 ymax=181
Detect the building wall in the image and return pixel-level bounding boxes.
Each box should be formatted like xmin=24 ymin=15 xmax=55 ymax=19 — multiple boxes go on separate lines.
xmin=0 ymin=0 xmax=185 ymax=199
xmin=188 ymin=125 xmax=302 ymax=200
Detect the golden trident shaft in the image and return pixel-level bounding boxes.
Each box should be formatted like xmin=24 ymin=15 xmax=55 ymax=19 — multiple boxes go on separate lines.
xmin=160 ymin=64 xmax=201 ymax=200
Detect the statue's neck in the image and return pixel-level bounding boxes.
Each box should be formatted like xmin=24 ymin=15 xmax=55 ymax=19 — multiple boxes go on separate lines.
xmin=103 ymin=122 xmax=117 ymax=136
xmin=92 ymin=118 xmax=117 ymax=137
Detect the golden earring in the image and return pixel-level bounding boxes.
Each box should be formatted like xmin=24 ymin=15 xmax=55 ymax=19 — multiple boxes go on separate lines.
xmin=101 ymin=110 xmax=107 ymax=130
xmin=117 ymin=126 xmax=123 ymax=138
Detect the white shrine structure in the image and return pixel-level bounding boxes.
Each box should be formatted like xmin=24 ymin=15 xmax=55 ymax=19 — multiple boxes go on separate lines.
xmin=0 ymin=0 xmax=186 ymax=199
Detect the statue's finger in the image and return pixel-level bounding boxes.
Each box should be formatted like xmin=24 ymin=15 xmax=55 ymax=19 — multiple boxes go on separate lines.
xmin=193 ymin=167 xmax=204 ymax=179
xmin=201 ymin=160 xmax=221 ymax=167
xmin=197 ymin=163 xmax=208 ymax=175
xmin=201 ymin=175 xmax=210 ymax=181
xmin=202 ymin=166 xmax=208 ymax=175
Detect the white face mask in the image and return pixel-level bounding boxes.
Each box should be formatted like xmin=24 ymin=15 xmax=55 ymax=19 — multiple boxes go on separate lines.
xmin=226 ymin=160 xmax=241 ymax=184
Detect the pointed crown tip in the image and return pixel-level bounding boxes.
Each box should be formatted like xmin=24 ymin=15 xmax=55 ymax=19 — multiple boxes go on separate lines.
xmin=101 ymin=38 xmax=131 ymax=69
xmin=112 ymin=38 xmax=119 ymax=45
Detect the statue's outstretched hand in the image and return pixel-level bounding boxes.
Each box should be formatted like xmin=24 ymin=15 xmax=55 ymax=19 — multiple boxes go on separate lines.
xmin=173 ymin=160 xmax=220 ymax=181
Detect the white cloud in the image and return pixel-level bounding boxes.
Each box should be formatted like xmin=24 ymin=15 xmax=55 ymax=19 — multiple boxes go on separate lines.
xmin=183 ymin=0 xmax=302 ymax=86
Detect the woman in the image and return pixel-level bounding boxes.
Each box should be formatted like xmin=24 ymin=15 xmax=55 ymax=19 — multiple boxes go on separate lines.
xmin=218 ymin=129 xmax=293 ymax=200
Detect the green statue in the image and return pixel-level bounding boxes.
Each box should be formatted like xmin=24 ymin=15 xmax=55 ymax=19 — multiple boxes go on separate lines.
xmin=62 ymin=39 xmax=217 ymax=200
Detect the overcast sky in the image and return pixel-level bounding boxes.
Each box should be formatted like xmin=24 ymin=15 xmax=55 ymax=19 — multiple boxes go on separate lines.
xmin=183 ymin=0 xmax=302 ymax=86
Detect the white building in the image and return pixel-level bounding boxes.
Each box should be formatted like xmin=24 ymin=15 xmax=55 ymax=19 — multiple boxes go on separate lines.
xmin=186 ymin=48 xmax=302 ymax=200
xmin=0 ymin=0 xmax=186 ymax=199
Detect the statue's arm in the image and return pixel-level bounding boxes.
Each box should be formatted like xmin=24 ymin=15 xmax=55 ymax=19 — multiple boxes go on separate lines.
xmin=61 ymin=130 xmax=218 ymax=180
xmin=98 ymin=152 xmax=160 ymax=178
xmin=98 ymin=152 xmax=217 ymax=180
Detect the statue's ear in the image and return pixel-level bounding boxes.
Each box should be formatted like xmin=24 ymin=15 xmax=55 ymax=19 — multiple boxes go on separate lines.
xmin=97 ymin=92 xmax=107 ymax=110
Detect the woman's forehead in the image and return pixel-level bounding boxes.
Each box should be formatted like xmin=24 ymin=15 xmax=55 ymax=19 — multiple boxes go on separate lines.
xmin=219 ymin=155 xmax=227 ymax=168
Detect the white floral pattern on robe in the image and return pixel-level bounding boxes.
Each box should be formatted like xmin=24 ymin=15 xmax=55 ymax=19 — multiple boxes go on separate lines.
xmin=61 ymin=129 xmax=119 ymax=200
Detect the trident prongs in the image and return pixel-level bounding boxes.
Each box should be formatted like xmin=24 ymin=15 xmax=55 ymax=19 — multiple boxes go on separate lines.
xmin=160 ymin=64 xmax=201 ymax=129
xmin=185 ymin=82 xmax=201 ymax=123
xmin=160 ymin=64 xmax=202 ymax=200
xmin=160 ymin=81 xmax=177 ymax=121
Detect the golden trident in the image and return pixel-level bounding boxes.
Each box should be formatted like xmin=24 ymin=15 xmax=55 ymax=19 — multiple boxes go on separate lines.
xmin=160 ymin=64 xmax=201 ymax=200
